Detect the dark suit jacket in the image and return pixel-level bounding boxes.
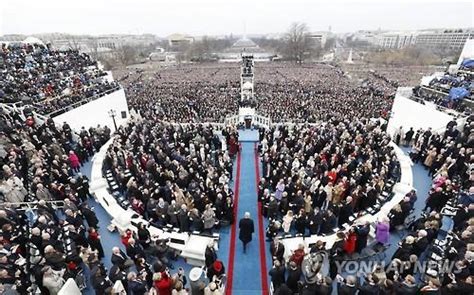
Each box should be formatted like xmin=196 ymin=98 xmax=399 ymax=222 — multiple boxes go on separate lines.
xmin=128 ymin=279 xmax=147 ymax=295
xmin=205 ymin=247 xmax=217 ymax=267
xmin=111 ymin=250 xmax=127 ymax=266
xmin=393 ymin=281 xmax=418 ymax=295
xmin=358 ymin=283 xmax=380 ymax=295
xmin=269 ymin=266 xmax=286 ymax=289
xmin=338 ymin=283 xmax=357 ymax=295
xmin=321 ymin=214 xmax=337 ymax=234
xmin=126 ymin=244 xmax=145 ymax=260
xmin=239 ymin=218 xmax=254 ymax=243
xmin=270 ymin=241 xmax=285 ymax=262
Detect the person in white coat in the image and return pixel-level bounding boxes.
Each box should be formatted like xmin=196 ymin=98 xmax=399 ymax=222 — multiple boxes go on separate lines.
xmin=204 ymin=282 xmax=223 ymax=295
xmin=42 ymin=267 xmax=65 ymax=295
xmin=0 ymin=175 xmax=27 ymax=204
xmin=282 ymin=210 xmax=294 ymax=234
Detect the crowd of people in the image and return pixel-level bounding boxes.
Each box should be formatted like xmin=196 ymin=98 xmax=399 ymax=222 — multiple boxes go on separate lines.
xmin=1 ymin=42 xmax=473 ymax=294
xmin=98 ymin=116 xmax=241 ymax=294
xmin=0 ymin=106 xmax=114 ymax=294
xmin=1 ymin=105 xmax=236 ymax=294
xmin=258 ymin=118 xmax=398 ymax=292
xmin=259 ymin=118 xmax=397 ymax=239
xmin=120 ymin=62 xmax=415 ymax=124
xmin=261 ymin=113 xmax=473 ymax=294
xmin=0 ymin=42 xmax=120 ymax=115
xmin=412 ymin=70 xmax=472 ymax=112
xmin=32 ymin=79 xmax=120 ymax=116
xmin=104 ymin=119 xmax=239 ymax=232
xmin=121 ymin=61 xmax=471 ymax=125
xmin=254 ymin=64 xmax=395 ymax=123
xmin=122 ymin=65 xmax=240 ymax=123
xmin=342 ymin=64 xmax=437 ymax=89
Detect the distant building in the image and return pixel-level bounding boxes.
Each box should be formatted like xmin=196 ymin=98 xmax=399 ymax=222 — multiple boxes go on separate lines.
xmin=415 ymin=29 xmax=473 ymax=50
xmin=0 ymin=34 xmax=27 ymax=42
xmin=369 ymin=28 xmax=473 ymax=50
xmin=307 ymin=32 xmax=329 ymax=48
xmin=1 ymin=33 xmax=157 ymax=57
xmin=218 ymin=37 xmax=274 ymax=62
xmin=231 ymin=38 xmax=260 ymax=52
xmin=376 ymin=32 xmax=418 ymax=49
xmin=350 ymin=30 xmax=380 ymax=44
xmin=167 ymin=34 xmax=194 ymax=47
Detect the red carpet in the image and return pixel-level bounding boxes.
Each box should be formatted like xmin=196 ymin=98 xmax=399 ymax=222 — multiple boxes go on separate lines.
xmin=225 ymin=149 xmax=242 ymax=295
xmin=255 ymin=143 xmax=269 ymax=295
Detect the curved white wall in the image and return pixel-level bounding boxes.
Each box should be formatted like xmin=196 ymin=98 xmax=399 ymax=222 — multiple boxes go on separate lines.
xmin=280 ymin=142 xmax=414 ymax=259
xmin=89 ymin=135 xmax=218 ymax=266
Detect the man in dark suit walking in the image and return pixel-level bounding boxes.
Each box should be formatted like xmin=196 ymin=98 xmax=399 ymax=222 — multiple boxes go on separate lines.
xmin=239 ymin=212 xmax=254 ymax=254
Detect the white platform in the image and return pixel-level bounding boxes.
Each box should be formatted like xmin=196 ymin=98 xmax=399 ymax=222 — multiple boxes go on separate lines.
xmin=280 ymin=142 xmax=414 ymax=260
xmin=52 ymin=88 xmax=130 ymax=131
xmin=387 ymin=87 xmax=457 ymax=137
xmin=89 ymin=136 xmax=217 ymax=267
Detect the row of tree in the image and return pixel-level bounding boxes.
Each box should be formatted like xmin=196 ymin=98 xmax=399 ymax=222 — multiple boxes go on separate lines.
xmin=82 ymin=22 xmax=331 ymax=68
xmin=173 ymin=36 xmax=235 ymax=62
xmin=86 ymin=21 xmax=458 ymax=68
xmin=365 ymin=47 xmax=460 ymax=66
xmin=254 ymin=22 xmax=336 ymax=63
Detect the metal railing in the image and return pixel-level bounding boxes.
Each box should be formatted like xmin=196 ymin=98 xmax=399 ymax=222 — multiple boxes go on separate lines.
xmin=168 ymin=122 xmax=226 ymax=131
xmin=254 ymin=114 xmax=271 ymax=128
xmin=224 ymin=114 xmax=239 ymax=126
xmin=0 ymin=200 xmax=65 ymax=211
xmin=223 ymin=112 xmax=272 ymax=129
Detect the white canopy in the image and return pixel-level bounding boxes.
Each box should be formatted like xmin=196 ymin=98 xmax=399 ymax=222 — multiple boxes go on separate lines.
xmin=22 ymin=37 xmax=44 ymax=45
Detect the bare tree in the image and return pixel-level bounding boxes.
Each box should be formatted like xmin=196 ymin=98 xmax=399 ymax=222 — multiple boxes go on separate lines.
xmin=366 ymin=47 xmax=441 ymax=66
xmin=86 ymin=38 xmax=99 ymax=60
xmin=283 ymin=22 xmax=314 ymax=63
xmin=98 ymin=56 xmax=118 ymax=70
xmin=186 ymin=36 xmax=211 ymax=61
xmin=115 ymin=44 xmax=137 ymax=66
xmin=66 ymin=35 xmax=82 ymax=51
xmin=253 ymin=36 xmax=285 ymax=53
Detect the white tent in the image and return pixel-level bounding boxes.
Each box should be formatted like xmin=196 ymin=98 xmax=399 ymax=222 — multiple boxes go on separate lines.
xmin=22 ymin=37 xmax=45 ymax=45
xmin=457 ymin=39 xmax=474 ymax=66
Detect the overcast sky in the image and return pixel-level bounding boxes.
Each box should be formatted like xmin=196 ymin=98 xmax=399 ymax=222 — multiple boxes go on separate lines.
xmin=1 ymin=0 xmax=472 ymax=36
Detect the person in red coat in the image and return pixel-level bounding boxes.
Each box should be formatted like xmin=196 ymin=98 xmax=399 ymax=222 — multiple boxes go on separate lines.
xmin=68 ymin=151 xmax=81 ymax=173
xmin=87 ymin=227 xmax=105 ymax=258
xmin=328 ymin=168 xmax=338 ymax=184
xmin=121 ymin=230 xmax=133 ymax=247
xmin=207 ymin=260 xmax=226 ymax=280
xmin=228 ymin=136 xmax=239 ymax=157
xmin=289 ymin=244 xmax=306 ymax=267
xmin=153 ymin=271 xmax=172 ymax=295
xmin=25 ymin=116 xmax=35 ymax=127
xmin=343 ymin=228 xmax=357 ymax=255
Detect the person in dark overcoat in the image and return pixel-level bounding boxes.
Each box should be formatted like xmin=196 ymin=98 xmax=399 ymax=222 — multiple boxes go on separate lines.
xmin=204 ymin=241 xmax=217 ymax=268
xmin=270 ymin=237 xmax=285 ymax=264
xmin=355 ymin=221 xmax=370 ymax=254
xmin=238 ymin=212 xmax=254 ymax=253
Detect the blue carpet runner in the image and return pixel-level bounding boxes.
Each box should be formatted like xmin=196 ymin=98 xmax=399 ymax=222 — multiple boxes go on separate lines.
xmin=230 ymin=141 xmax=264 ymax=295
